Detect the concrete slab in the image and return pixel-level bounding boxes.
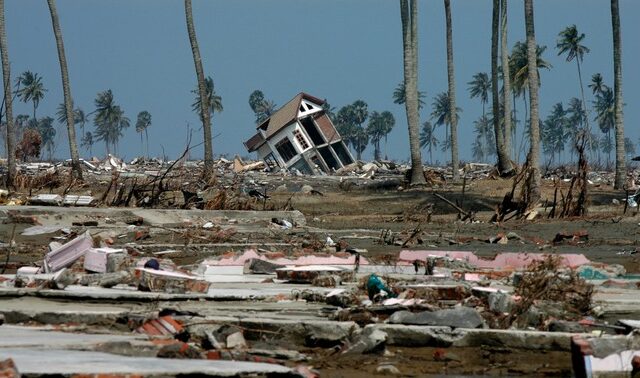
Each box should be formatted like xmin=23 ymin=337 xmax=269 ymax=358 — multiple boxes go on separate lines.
xmin=0 ymin=325 xmax=145 ymax=348
xmin=0 ymin=348 xmax=295 ymax=377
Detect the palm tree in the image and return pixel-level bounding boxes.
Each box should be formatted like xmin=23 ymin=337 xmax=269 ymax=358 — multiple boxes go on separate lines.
xmin=336 ymin=101 xmax=369 ymax=160
xmin=510 ymin=41 xmax=551 ymax=162
xmin=419 ymin=121 xmax=438 ymax=165
xmin=47 ymin=0 xmax=81 ymax=179
xmin=191 ymin=76 xmax=223 ymax=120
xmin=443 ymin=0 xmax=459 ymax=179
xmin=321 ymin=100 xmax=336 ymax=123
xmin=37 ymin=116 xmax=56 ymax=161
xmin=524 ymin=0 xmax=541 ymax=206
xmin=541 ymin=103 xmax=567 ymax=165
xmin=93 ymin=90 xmax=129 ymax=154
xmin=185 ymin=0 xmax=213 ymax=178
xmin=431 ymin=92 xmax=462 ymax=158
xmin=589 ymin=73 xmax=608 ymax=96
xmin=468 ymin=73 xmax=491 ymax=120
xmin=135 ymin=111 xmax=152 ymax=158
xmin=80 ymin=131 xmax=93 ymax=155
xmin=624 ymin=137 xmax=635 ymax=158
xmin=611 ymin=0 xmax=625 ymax=189
xmin=367 ymin=111 xmax=395 ymax=161
xmin=594 ymin=87 xmax=615 ymax=165
xmin=491 ymin=0 xmax=511 ymax=175
xmin=400 ymin=0 xmax=425 ymax=185
xmin=15 ymin=71 xmax=46 ymax=122
xmin=556 ymin=24 xmax=592 ymax=156
xmin=500 ymin=0 xmax=513 ymax=160
xmin=392 ymin=82 xmax=426 ymax=110
xmin=0 ymin=0 xmax=16 ymax=188
xmin=473 ymin=115 xmax=495 ymax=162
xmin=566 ymin=97 xmax=586 ymax=160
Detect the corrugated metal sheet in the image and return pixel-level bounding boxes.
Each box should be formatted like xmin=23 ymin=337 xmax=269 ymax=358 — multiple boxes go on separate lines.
xmin=62 ymin=195 xmax=95 ymax=206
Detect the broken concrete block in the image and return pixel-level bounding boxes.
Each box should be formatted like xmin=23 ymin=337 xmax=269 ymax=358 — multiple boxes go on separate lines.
xmin=344 ymin=326 xmax=387 ymax=355
xmin=488 ymin=291 xmax=515 ymax=313
xmin=376 ymin=364 xmax=401 ymax=375
xmin=83 ymin=247 xmax=127 ymax=273
xmin=276 ymin=266 xmax=353 ymax=284
xmin=136 ymin=268 xmax=210 ymax=294
xmin=242 ymin=258 xmax=283 ymax=275
xmin=78 ymin=270 xmax=132 ymax=288
xmin=387 ymin=307 xmax=485 ymax=329
xmin=226 ymin=332 xmax=247 ymax=349
xmin=44 ymin=231 xmax=93 ymax=273
xmin=312 ymin=275 xmax=340 ymax=287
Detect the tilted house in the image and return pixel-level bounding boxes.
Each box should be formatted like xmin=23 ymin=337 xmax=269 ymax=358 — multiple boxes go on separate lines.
xmin=243 ymin=92 xmax=354 ymax=175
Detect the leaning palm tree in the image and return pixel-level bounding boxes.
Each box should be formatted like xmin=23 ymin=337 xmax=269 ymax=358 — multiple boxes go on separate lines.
xmin=611 ymin=0 xmax=625 ymax=189
xmin=444 ymin=0 xmax=459 ymax=180
xmin=524 ymin=0 xmax=541 ymax=206
xmin=0 ymin=0 xmax=16 ymax=188
xmin=15 ymin=71 xmax=46 ymax=121
xmin=47 ymin=0 xmax=81 ymax=178
xmin=400 ymin=0 xmax=425 ymax=185
xmin=191 ymin=76 xmax=223 ymax=120
xmin=184 ymin=0 xmax=213 ymax=179
xmin=500 ymin=0 xmax=513 ymax=159
xmin=135 ymin=111 xmax=152 ymax=158
xmin=491 ymin=0 xmax=511 ymax=175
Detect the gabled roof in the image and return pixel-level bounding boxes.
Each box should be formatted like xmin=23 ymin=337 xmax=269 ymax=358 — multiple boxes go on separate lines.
xmin=257 ymin=92 xmax=325 ymax=139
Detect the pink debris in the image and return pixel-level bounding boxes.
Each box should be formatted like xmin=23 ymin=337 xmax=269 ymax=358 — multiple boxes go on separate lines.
xmin=399 ymin=250 xmax=591 ymax=270
xmin=201 ymin=249 xmax=371 ymax=267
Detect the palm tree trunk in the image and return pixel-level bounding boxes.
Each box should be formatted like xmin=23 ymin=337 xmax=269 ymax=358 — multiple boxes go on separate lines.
xmin=500 ymin=0 xmax=512 ymax=159
xmin=145 ymin=128 xmax=149 ymax=158
xmin=185 ymin=0 xmax=213 ymax=179
xmin=611 ymin=0 xmax=625 ymax=189
xmin=444 ymin=0 xmax=459 ymax=180
xmin=492 ymin=0 xmax=511 ymax=175
xmin=400 ymin=0 xmax=425 ymax=185
xmin=0 ymin=0 xmax=16 ymax=189
xmin=525 ymin=0 xmax=541 ymax=206
xmin=47 ymin=0 xmax=82 ymax=180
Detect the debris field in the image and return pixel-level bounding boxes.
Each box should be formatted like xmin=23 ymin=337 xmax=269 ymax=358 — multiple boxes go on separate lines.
xmin=2 ymin=156 xmax=640 ymax=377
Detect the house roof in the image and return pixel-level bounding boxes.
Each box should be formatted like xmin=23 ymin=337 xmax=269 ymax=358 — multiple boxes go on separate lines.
xmin=258 ymin=92 xmax=326 ymax=139
xmin=244 ymin=132 xmax=266 ymax=153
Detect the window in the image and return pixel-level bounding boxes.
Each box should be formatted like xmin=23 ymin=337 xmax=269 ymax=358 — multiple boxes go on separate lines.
xmin=293 ymin=129 xmax=310 ymax=150
xmin=263 ymin=153 xmax=278 ymax=169
xmin=275 ymin=138 xmax=298 ymax=162
xmin=301 ymin=117 xmax=325 ymax=145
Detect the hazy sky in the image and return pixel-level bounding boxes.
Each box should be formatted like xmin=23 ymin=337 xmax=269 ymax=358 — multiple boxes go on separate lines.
xmin=3 ymin=0 xmax=638 ymax=164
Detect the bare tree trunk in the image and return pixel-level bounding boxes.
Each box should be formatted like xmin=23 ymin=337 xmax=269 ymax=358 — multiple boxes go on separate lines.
xmin=47 ymin=0 xmax=82 ymax=180
xmin=444 ymin=0 xmax=459 ymax=180
xmin=525 ymin=0 xmax=541 ymax=206
xmin=0 ymin=0 xmax=16 ymax=189
xmin=500 ymin=0 xmax=512 ymax=160
xmin=492 ymin=0 xmax=511 ymax=175
xmin=612 ymin=0 xmax=626 ymax=189
xmin=400 ymin=0 xmax=425 ymax=185
xmin=185 ymin=0 xmax=213 ymax=179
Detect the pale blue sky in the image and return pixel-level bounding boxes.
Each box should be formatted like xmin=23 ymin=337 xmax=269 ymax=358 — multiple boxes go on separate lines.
xmin=3 ymin=0 xmax=638 ymax=164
